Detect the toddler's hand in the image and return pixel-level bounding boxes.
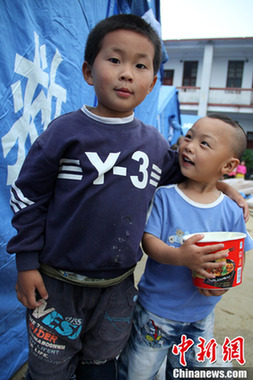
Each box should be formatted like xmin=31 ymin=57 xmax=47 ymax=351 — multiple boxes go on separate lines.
xmin=179 ymin=234 xmax=229 ymax=278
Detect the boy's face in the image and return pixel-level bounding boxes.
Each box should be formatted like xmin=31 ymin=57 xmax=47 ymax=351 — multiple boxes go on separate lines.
xmin=179 ymin=117 xmax=239 ymax=183
xmin=82 ymin=29 xmax=157 ymax=118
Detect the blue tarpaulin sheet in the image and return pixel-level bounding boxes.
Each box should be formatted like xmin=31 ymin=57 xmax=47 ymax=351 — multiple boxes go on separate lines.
xmin=156 ymin=85 xmax=182 ymax=145
xmin=180 ymin=114 xmax=201 ymax=135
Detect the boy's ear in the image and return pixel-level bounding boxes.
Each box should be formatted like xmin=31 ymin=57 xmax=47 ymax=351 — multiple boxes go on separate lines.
xmin=222 ymin=157 xmax=240 ymax=174
xmin=82 ymin=61 xmax=93 ymax=85
xmin=147 ymin=75 xmax=158 ymax=94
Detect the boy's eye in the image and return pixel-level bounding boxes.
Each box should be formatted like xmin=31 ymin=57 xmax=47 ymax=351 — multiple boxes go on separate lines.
xmin=185 ymin=134 xmax=191 ymax=140
xmin=201 ymin=141 xmax=209 ymax=147
xmin=109 ymin=58 xmax=120 ymax=64
xmin=136 ymin=63 xmax=147 ymax=69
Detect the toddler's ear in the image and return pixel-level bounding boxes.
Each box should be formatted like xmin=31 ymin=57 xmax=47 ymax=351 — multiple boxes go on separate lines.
xmin=223 ymin=157 xmax=240 ymax=174
xmin=82 ymin=61 xmax=93 ymax=85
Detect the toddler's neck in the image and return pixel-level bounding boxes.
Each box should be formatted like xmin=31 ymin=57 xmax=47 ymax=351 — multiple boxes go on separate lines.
xmin=178 ymin=179 xmax=221 ymax=204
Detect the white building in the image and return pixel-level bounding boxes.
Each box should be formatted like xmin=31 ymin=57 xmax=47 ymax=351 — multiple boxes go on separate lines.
xmin=163 ymin=37 xmax=253 ymax=148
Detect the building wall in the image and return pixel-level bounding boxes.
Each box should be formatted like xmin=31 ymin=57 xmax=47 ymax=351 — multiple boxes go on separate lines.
xmin=163 ymin=38 xmax=253 ymax=134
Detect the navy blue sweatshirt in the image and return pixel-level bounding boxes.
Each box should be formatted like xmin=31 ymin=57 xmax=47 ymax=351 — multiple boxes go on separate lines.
xmin=7 ymin=106 xmax=182 ymax=278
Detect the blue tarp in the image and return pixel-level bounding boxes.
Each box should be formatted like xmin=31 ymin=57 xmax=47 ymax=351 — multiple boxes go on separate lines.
xmin=0 ymin=1 xmax=168 ymax=378
xmin=180 ymin=114 xmax=201 ymax=135
xmin=156 ymin=85 xmax=182 ymax=145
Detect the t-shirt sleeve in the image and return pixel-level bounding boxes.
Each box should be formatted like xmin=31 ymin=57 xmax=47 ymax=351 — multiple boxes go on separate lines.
xmin=144 ymin=189 xmax=164 ymax=239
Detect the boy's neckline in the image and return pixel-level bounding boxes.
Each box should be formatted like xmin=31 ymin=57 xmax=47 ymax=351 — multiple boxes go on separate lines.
xmin=82 ymin=105 xmax=135 ymax=124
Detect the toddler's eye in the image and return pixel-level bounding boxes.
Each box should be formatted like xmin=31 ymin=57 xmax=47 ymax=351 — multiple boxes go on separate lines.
xmin=109 ymin=58 xmax=120 ymax=64
xmin=185 ymin=134 xmax=191 ymax=140
xmin=201 ymin=141 xmax=209 ymax=147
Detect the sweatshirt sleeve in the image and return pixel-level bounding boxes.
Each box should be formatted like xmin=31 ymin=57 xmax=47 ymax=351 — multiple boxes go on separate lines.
xmin=159 ymin=148 xmax=184 ymax=186
xmin=7 ymin=138 xmax=59 ymax=271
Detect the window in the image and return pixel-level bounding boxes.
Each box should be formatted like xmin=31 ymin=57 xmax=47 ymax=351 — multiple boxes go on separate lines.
xmin=163 ymin=69 xmax=174 ymax=85
xmin=182 ymin=61 xmax=198 ymax=86
xmin=226 ymin=61 xmax=244 ymax=88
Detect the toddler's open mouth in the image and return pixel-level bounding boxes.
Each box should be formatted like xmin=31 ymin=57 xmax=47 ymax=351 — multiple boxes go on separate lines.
xmin=182 ymin=154 xmax=194 ymax=165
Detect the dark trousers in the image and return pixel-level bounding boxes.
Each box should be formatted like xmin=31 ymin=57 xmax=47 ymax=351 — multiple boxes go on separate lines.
xmin=26 ymin=359 xmax=117 ymax=380
xmin=25 ymin=272 xmax=138 ymax=379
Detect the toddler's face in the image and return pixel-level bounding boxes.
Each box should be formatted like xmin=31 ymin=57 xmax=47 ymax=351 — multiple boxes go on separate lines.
xmin=84 ymin=29 xmax=157 ymax=118
xmin=179 ymin=117 xmax=236 ymax=182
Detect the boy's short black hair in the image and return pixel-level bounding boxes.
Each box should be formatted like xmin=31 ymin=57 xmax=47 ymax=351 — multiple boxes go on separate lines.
xmin=84 ymin=13 xmax=162 ymax=75
xmin=207 ymin=113 xmax=247 ymax=160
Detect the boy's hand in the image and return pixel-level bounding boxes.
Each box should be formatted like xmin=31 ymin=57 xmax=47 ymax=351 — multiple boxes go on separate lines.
xmin=228 ymin=191 xmax=249 ymax=222
xmin=16 ymin=269 xmax=48 ymax=309
xmin=179 ymin=234 xmax=228 ymax=279
xmin=216 ymin=181 xmax=249 ymax=222
xmin=198 ymin=288 xmax=229 ymax=297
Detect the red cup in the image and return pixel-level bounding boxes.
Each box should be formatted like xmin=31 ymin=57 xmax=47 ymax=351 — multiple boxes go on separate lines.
xmin=183 ymin=232 xmax=246 ymax=289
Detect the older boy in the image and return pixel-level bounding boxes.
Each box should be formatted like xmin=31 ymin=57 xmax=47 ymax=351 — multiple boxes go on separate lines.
xmin=118 ymin=114 xmax=253 ymax=379
xmin=7 ymin=13 xmax=247 ymax=380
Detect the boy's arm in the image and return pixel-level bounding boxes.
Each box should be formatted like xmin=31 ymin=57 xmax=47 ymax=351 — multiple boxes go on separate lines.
xmin=216 ymin=181 xmax=249 ymax=222
xmin=142 ymin=232 xmax=229 ymax=279
xmin=7 ymin=139 xmax=58 ymax=271
xmin=160 ymin=153 xmax=248 ymax=221
xmin=16 ymin=269 xmax=48 ymax=309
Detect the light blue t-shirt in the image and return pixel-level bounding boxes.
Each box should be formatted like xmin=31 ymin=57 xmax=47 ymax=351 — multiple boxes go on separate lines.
xmin=138 ymin=184 xmax=253 ymax=323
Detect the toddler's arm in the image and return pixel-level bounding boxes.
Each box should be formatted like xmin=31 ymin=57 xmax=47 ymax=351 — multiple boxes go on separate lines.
xmin=16 ymin=269 xmax=48 ymax=309
xmin=142 ymin=233 xmax=229 ymax=279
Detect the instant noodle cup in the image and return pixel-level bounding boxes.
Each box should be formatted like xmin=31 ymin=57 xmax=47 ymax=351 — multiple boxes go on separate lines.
xmin=183 ymin=232 xmax=246 ymax=289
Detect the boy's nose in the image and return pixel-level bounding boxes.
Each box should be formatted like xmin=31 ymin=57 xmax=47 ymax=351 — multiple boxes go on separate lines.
xmin=120 ymin=66 xmax=133 ymax=81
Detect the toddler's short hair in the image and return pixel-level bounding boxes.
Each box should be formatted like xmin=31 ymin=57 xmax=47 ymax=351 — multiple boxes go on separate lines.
xmin=207 ymin=113 xmax=247 ymax=160
xmin=84 ymin=14 xmax=162 ymax=75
